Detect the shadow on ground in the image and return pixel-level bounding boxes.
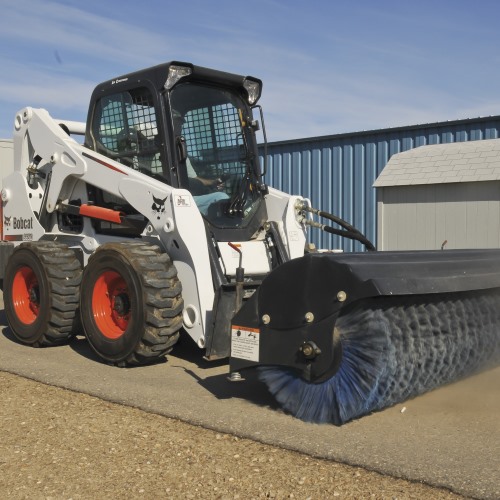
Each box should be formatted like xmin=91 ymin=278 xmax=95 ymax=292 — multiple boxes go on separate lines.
xmin=170 ymin=333 xmax=280 ymax=409
xmin=1 ymin=308 xmax=280 ymax=412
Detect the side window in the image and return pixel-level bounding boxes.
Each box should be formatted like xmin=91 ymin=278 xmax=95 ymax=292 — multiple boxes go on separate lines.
xmin=92 ymin=87 xmax=164 ymax=176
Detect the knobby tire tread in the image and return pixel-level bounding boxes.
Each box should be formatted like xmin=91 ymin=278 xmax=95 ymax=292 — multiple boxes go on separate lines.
xmin=85 ymin=242 xmax=183 ymax=366
xmin=8 ymin=241 xmax=82 ymax=347
xmin=127 ymin=242 xmax=183 ymax=364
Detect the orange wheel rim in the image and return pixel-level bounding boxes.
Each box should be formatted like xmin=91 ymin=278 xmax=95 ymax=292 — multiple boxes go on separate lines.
xmin=12 ymin=266 xmax=40 ymax=324
xmin=92 ymin=270 xmax=131 ymax=339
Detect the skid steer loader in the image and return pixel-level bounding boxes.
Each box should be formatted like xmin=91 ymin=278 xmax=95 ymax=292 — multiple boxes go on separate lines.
xmin=1 ymin=61 xmax=499 ymax=424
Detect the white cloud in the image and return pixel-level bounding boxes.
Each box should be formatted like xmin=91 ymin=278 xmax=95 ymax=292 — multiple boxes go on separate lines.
xmin=0 ymin=56 xmax=94 ymax=138
xmin=0 ymin=59 xmax=93 ymax=108
xmin=0 ymin=1 xmax=167 ymax=67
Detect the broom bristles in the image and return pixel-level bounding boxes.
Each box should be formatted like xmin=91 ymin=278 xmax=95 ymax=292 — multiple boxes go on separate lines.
xmin=258 ymin=290 xmax=500 ymax=425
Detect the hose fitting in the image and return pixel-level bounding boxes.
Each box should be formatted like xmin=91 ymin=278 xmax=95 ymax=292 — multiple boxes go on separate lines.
xmin=295 ymin=200 xmax=376 ymax=251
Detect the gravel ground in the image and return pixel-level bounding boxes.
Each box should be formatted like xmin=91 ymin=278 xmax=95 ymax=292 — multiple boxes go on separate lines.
xmin=0 ymin=371 xmax=466 ymax=500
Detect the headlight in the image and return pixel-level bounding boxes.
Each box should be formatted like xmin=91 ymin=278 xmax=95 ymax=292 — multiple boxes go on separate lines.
xmin=164 ymin=65 xmax=193 ymax=90
xmin=243 ymin=78 xmax=261 ymax=105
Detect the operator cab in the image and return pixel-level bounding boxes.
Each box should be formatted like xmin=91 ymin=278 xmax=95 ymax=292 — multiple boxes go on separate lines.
xmin=85 ymin=62 xmax=268 ymax=241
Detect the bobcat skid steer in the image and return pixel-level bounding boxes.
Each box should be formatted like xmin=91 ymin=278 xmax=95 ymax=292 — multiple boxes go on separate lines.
xmin=1 ymin=62 xmax=499 ymax=424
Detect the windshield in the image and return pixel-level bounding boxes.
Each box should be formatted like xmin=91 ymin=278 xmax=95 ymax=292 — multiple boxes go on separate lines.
xmin=170 ymin=83 xmax=262 ymax=229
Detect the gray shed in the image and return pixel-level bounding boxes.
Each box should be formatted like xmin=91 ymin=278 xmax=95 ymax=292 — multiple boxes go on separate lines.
xmin=0 ymin=139 xmax=14 ymax=190
xmin=374 ymin=138 xmax=500 ymax=251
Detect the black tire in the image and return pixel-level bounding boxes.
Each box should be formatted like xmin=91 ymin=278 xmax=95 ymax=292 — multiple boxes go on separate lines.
xmin=3 ymin=241 xmax=82 ymax=346
xmin=80 ymin=242 xmax=183 ymax=366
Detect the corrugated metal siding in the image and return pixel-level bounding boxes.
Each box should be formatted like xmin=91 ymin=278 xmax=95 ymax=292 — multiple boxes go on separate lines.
xmin=260 ymin=116 xmax=500 ymax=251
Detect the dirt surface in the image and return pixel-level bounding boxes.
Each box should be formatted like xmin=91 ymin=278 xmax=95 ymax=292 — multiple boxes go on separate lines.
xmin=0 ymin=371 xmax=466 ymax=500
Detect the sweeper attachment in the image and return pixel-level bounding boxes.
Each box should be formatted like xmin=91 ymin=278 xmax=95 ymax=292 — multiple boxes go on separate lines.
xmin=230 ymin=249 xmax=500 ymax=424
xmin=1 ymin=61 xmax=499 ymax=426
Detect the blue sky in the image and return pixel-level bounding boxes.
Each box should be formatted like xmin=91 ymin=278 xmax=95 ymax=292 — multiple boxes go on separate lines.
xmin=1 ymin=0 xmax=499 ymax=142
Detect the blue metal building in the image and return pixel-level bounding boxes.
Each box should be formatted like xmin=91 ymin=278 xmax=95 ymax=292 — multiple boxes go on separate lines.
xmin=260 ymin=116 xmax=500 ymax=251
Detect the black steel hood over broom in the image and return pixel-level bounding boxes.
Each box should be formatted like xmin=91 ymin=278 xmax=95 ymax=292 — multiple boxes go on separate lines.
xmin=230 ymin=249 xmax=500 ymax=424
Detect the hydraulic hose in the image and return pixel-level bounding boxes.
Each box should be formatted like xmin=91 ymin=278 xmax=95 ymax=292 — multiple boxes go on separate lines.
xmin=297 ymin=201 xmax=376 ymax=251
xmin=305 ymin=220 xmax=376 ymax=250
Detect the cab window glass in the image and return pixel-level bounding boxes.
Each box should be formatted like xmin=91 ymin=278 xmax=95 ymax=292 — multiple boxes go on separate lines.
xmin=170 ymin=83 xmax=262 ymax=228
xmin=92 ymin=87 xmax=164 ymax=176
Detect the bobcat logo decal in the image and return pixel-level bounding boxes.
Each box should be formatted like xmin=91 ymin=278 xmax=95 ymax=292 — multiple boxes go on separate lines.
xmin=151 ymin=194 xmax=168 ymax=220
xmin=4 ymin=215 xmax=11 ymax=228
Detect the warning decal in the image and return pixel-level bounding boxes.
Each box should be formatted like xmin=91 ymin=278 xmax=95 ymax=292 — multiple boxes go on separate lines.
xmin=174 ymin=194 xmax=191 ymax=207
xmin=231 ymin=326 xmax=260 ymax=362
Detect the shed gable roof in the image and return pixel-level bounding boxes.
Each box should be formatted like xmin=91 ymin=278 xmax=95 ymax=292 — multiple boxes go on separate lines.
xmin=373 ymin=138 xmax=500 ymax=187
